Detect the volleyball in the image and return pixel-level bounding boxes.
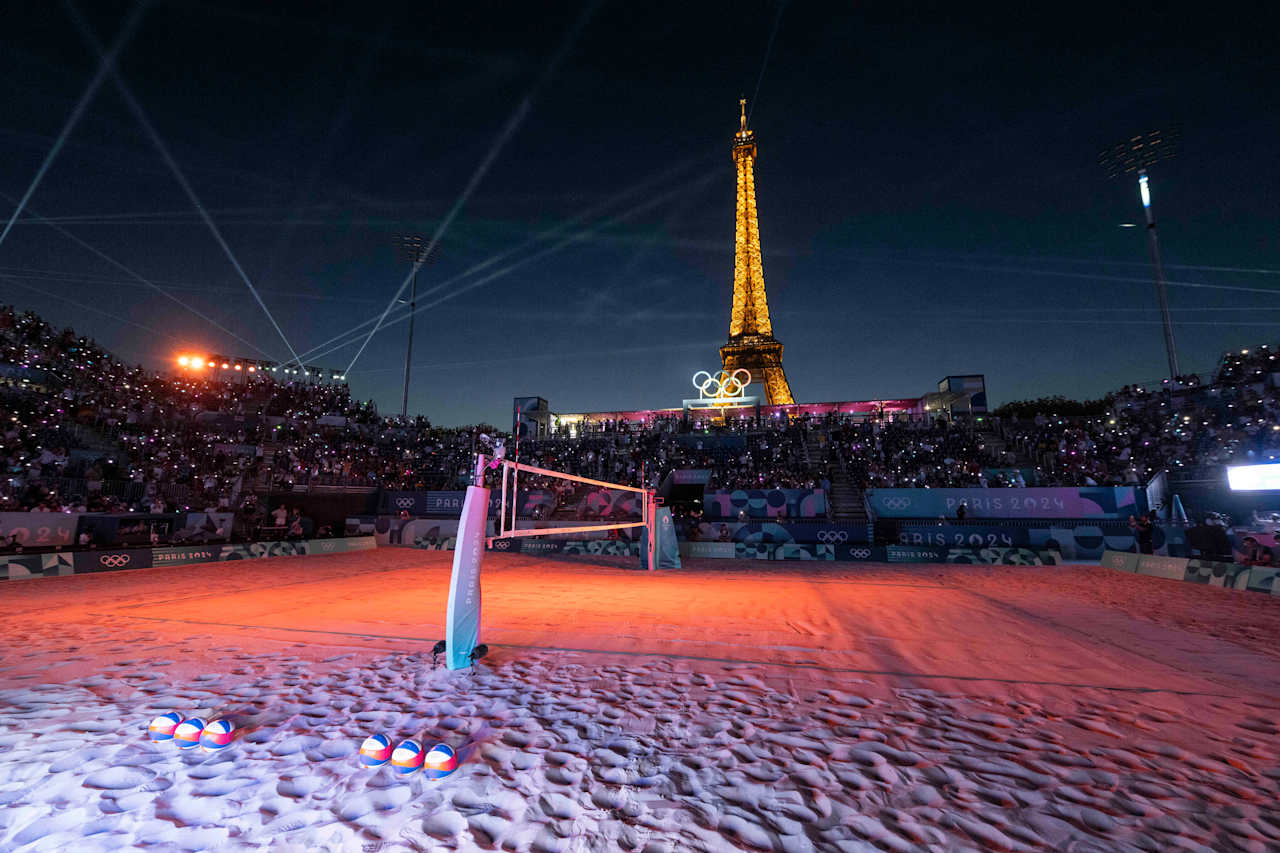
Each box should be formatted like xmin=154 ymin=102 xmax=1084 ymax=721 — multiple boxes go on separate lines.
xmin=423 ymin=743 xmax=457 ymax=780
xmin=199 ymin=719 xmax=235 ymax=752
xmin=358 ymin=734 xmax=392 ymax=767
xmin=390 ymin=739 xmax=424 ymax=774
xmin=173 ymin=718 xmax=206 ymax=750
xmin=148 ymin=711 xmax=182 ymax=741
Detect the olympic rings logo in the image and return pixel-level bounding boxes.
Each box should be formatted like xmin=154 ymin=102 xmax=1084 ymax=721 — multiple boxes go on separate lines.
xmin=850 ymin=548 xmax=872 ymax=559
xmin=99 ymin=554 xmax=131 ymax=567
xmin=394 ymin=497 xmax=415 ymax=508
xmin=692 ymin=369 xmax=751 ymax=399
xmin=880 ymin=497 xmax=912 ymax=510
xmin=492 ymin=539 xmax=511 ymax=551
xmin=817 ymin=530 xmax=849 ymax=543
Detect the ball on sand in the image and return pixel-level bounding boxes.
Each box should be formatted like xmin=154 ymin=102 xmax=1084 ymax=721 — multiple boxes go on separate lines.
xmin=423 ymin=743 xmax=457 ymax=780
xmin=200 ymin=719 xmax=235 ymax=752
xmin=358 ymin=734 xmax=392 ymax=767
xmin=391 ymin=739 xmax=424 ymax=775
xmin=173 ymin=718 xmax=206 ymax=750
xmin=148 ymin=711 xmax=182 ymax=741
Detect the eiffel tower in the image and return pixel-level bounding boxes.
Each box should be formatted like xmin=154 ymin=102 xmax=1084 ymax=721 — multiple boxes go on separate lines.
xmin=720 ymin=99 xmax=795 ymax=405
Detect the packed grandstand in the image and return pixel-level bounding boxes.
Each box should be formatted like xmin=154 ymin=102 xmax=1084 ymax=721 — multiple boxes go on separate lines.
xmin=3 ymin=304 xmax=1280 ymax=545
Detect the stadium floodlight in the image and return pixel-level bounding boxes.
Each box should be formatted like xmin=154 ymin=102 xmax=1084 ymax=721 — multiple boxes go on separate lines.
xmin=1099 ymin=127 xmax=1181 ymax=379
xmin=177 ymin=356 xmax=189 ymax=366
xmin=1227 ymin=463 xmax=1280 ymax=491
xmin=395 ymin=235 xmax=435 ymax=419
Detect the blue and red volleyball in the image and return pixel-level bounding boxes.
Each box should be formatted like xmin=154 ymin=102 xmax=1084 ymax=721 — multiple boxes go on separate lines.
xmin=199 ymin=719 xmax=235 ymax=752
xmin=358 ymin=734 xmax=392 ymax=766
xmin=423 ymin=743 xmax=457 ymax=780
xmin=148 ymin=711 xmax=182 ymax=741
xmin=390 ymin=739 xmax=424 ymax=774
xmin=173 ymin=718 xmax=206 ymax=750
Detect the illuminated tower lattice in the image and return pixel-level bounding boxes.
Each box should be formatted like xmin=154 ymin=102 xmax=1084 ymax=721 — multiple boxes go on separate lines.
xmin=719 ymin=99 xmax=795 ymax=405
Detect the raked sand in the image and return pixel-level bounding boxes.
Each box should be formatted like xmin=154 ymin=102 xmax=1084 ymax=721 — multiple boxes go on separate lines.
xmin=1 ymin=550 xmax=1278 ymax=851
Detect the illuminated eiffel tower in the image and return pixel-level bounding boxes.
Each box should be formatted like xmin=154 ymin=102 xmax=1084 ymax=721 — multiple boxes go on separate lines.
xmin=719 ymin=98 xmax=795 ymax=405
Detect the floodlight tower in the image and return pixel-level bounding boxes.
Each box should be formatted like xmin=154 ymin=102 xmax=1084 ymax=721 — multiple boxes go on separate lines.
xmin=1099 ymin=129 xmax=1180 ymax=379
xmin=394 ymin=234 xmax=434 ymax=420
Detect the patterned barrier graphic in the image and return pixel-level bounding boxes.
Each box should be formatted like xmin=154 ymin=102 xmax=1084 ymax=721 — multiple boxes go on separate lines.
xmin=152 ymin=546 xmax=221 ymax=566
xmin=1100 ymin=549 xmax=1278 ymax=596
xmin=73 ymin=548 xmax=153 ymax=572
xmin=687 ymin=521 xmax=869 ymax=546
xmin=0 ymin=536 xmax=376 ymax=580
xmin=869 ymin=487 xmax=1143 ymax=519
xmin=0 ymin=552 xmax=74 ymax=580
xmin=680 ymin=542 xmax=1060 ymax=564
xmin=896 ymin=522 xmax=1185 ymax=560
xmin=680 ymin=541 xmax=737 ymax=559
xmin=381 ymin=489 xmax=568 ymax=518
xmin=702 ymin=489 xmax=828 ymax=520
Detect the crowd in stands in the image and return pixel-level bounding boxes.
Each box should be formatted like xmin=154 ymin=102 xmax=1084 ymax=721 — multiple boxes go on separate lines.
xmin=0 ymin=306 xmax=486 ymax=519
xmin=525 ymin=416 xmax=821 ymax=492
xmin=1000 ymin=365 xmax=1280 ymax=487
xmin=3 ymin=306 xmax=1280 ymax=528
xmin=836 ymin=419 xmax=991 ymax=488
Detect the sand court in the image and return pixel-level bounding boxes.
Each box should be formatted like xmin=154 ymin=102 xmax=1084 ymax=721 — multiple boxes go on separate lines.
xmin=2 ymin=551 xmax=1278 ymax=851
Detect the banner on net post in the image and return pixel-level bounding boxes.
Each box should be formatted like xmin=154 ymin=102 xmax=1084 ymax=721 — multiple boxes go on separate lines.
xmin=446 ymin=485 xmax=489 ymax=670
xmin=641 ymin=508 xmax=681 ymax=570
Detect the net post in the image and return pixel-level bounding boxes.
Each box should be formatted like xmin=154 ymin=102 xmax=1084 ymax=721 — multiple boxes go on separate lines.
xmin=509 ymin=462 xmax=518 ymax=535
xmin=446 ymin=453 xmax=490 ymax=670
xmin=645 ymin=490 xmax=657 ymax=571
xmin=499 ymin=460 xmax=509 ymax=538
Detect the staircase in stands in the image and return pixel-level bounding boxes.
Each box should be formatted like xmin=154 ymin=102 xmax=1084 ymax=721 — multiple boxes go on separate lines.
xmin=806 ymin=428 xmax=871 ymax=539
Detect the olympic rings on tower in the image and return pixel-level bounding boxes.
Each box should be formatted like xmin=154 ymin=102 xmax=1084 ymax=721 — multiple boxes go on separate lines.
xmin=692 ymin=369 xmax=752 ymax=399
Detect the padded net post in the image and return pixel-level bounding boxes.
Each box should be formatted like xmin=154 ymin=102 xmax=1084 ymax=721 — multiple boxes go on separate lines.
xmin=445 ymin=453 xmax=491 ymax=669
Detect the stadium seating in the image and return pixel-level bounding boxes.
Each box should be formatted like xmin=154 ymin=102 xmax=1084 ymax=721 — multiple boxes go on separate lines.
xmin=3 ymin=306 xmax=1278 ymax=540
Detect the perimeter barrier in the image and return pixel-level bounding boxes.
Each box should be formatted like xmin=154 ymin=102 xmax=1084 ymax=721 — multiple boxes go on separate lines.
xmin=1099 ymin=550 xmax=1279 ymax=596
xmin=0 ymin=535 xmax=376 ymax=580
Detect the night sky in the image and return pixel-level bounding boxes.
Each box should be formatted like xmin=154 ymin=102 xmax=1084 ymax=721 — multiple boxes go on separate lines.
xmin=2 ymin=1 xmax=1277 ymax=425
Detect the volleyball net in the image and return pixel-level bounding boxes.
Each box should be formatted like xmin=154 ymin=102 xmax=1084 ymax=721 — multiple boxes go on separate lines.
xmin=444 ymin=452 xmax=679 ymax=669
xmin=490 ymin=459 xmax=648 ymax=543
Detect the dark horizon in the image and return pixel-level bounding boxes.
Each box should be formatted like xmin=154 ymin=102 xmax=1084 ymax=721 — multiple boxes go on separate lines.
xmin=2 ymin=1 xmax=1277 ymax=425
